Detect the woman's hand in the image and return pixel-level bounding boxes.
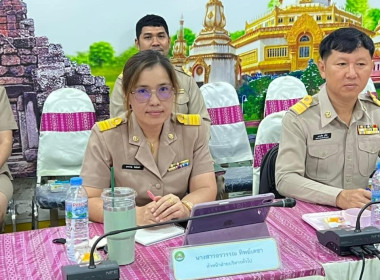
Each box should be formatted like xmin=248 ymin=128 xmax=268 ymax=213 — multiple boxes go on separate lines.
xmin=151 ymin=194 xmax=190 ymax=223
xmin=136 ymin=201 xmax=157 ymax=225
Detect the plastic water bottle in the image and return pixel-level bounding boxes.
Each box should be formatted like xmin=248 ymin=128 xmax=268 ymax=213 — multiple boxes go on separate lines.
xmin=371 ymin=162 xmax=380 ymax=228
xmin=65 ymin=177 xmax=89 ymax=262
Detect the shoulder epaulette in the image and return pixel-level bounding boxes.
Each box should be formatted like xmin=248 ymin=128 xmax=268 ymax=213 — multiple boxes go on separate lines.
xmin=117 ymin=73 xmax=123 ymax=79
xmin=97 ymin=117 xmax=123 ymax=132
xmin=290 ymin=95 xmax=313 ymax=115
xmin=177 ymin=114 xmax=201 ymax=126
xmin=182 ymin=65 xmax=192 ymax=76
xmin=367 ymin=91 xmax=380 ymax=106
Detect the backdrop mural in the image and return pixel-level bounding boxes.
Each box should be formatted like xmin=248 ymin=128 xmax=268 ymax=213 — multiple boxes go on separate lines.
xmin=1 ymin=0 xmax=380 ymax=177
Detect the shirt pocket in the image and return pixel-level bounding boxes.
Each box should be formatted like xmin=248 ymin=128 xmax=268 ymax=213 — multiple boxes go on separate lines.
xmin=358 ymin=138 xmax=380 ymax=177
xmin=306 ymin=144 xmax=339 ymax=181
xmin=176 ymin=91 xmax=189 ymax=114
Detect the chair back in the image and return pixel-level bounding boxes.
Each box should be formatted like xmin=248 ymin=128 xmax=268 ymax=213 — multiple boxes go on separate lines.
xmin=258 ymin=145 xmax=284 ymax=198
xmin=252 ymin=111 xmax=286 ymax=194
xmin=264 ymin=76 xmax=307 ymax=117
xmin=200 ymin=82 xmax=252 ymax=164
xmin=37 ymin=88 xmax=96 ymax=177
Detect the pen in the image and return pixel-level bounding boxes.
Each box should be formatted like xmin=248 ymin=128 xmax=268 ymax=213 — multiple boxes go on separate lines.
xmin=147 ymin=190 xmax=156 ymax=201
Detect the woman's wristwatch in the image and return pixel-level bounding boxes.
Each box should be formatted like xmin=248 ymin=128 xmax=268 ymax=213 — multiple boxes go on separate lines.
xmin=181 ymin=200 xmax=193 ymax=213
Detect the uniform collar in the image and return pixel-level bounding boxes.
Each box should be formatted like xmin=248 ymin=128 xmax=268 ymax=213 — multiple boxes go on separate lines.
xmin=128 ymin=112 xmax=177 ymax=178
xmin=319 ymin=84 xmax=338 ymax=128
xmin=319 ymin=84 xmax=365 ymax=127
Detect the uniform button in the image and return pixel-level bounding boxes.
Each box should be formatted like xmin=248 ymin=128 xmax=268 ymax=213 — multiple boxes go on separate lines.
xmin=346 ymin=178 xmax=352 ymax=183
xmin=155 ymin=183 xmax=161 ymax=189
xmin=322 ymin=152 xmax=327 ymax=157
xmin=347 ymin=155 xmax=352 ymax=160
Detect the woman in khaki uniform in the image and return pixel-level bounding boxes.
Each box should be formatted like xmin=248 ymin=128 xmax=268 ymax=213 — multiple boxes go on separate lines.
xmin=0 ymin=87 xmax=18 ymax=224
xmin=81 ymin=50 xmax=217 ymax=225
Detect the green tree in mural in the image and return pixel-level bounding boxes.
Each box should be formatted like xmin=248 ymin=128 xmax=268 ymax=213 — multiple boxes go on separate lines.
xmin=67 ymin=51 xmax=89 ymax=65
xmin=301 ymin=59 xmax=325 ymax=96
xmin=89 ymin=41 xmax=115 ymax=67
xmin=115 ymin=45 xmax=139 ymax=66
xmin=364 ymin=8 xmax=380 ymax=31
xmin=268 ymin=0 xmax=281 ymax=9
xmin=230 ymin=30 xmax=245 ymax=41
xmin=169 ymin=28 xmax=196 ymax=57
xmin=243 ymin=75 xmax=274 ymax=120
xmin=345 ymin=0 xmax=369 ymax=16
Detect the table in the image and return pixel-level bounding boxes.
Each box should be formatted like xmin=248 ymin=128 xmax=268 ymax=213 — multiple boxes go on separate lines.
xmin=0 ymin=200 xmax=376 ymax=280
xmin=267 ymin=201 xmax=380 ymax=280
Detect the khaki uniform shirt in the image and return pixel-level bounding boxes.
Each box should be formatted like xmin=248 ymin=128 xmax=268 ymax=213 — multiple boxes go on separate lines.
xmin=0 ymin=87 xmax=17 ymax=180
xmin=276 ymin=84 xmax=380 ymax=206
xmin=109 ymin=65 xmax=211 ymax=127
xmin=80 ymin=113 xmax=214 ymax=207
xmin=0 ymin=87 xmax=17 ymax=179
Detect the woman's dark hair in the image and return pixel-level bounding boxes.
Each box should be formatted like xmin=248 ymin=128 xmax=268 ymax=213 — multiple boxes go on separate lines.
xmin=319 ymin=27 xmax=374 ymax=60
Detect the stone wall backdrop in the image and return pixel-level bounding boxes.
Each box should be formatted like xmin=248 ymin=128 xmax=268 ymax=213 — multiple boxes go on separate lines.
xmin=0 ymin=0 xmax=110 ymax=178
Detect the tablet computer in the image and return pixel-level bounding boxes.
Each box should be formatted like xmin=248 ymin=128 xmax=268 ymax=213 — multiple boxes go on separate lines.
xmin=183 ymin=193 xmax=275 ymax=246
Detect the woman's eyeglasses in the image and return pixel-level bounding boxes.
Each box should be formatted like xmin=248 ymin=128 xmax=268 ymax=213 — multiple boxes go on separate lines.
xmin=131 ymin=85 xmax=174 ymax=103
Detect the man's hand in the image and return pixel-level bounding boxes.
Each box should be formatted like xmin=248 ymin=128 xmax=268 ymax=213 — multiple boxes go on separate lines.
xmin=336 ymin=189 xmax=372 ymax=209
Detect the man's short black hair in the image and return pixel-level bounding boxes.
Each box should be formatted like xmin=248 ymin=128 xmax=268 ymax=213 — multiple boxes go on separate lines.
xmin=319 ymin=27 xmax=374 ymax=60
xmin=136 ymin=14 xmax=169 ymax=38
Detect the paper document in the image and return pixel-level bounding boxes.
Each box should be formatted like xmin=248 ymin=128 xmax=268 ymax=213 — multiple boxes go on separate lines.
xmin=135 ymin=224 xmax=184 ymax=246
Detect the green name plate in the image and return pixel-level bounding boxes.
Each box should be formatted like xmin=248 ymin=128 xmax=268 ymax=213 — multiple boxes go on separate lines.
xmin=171 ymin=238 xmax=280 ymax=280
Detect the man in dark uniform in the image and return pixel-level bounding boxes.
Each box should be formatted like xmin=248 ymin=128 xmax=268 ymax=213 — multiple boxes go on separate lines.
xmin=110 ymin=14 xmax=211 ymax=129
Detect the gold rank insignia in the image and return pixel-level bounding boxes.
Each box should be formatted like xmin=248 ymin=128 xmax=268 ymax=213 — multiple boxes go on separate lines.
xmin=357 ymin=124 xmax=379 ymax=135
xmin=97 ymin=117 xmax=122 ymax=132
xmin=118 ymin=73 xmax=123 ymax=79
xmin=177 ymin=114 xmax=201 ymax=126
xmin=290 ymin=95 xmax=313 ymax=115
xmin=182 ymin=65 xmax=192 ymax=76
xmin=367 ymin=91 xmax=380 ymax=106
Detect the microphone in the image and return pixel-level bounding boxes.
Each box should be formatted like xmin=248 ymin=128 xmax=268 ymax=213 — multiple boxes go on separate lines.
xmin=61 ymin=197 xmax=296 ymax=280
xmin=317 ymin=201 xmax=380 ymax=256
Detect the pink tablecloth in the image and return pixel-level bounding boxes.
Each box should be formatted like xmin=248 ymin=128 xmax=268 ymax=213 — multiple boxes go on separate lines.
xmin=0 ymin=201 xmax=331 ymax=280
xmin=267 ymin=200 xmax=358 ymax=264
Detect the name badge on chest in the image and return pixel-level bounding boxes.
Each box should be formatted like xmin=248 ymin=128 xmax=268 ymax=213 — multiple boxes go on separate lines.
xmin=122 ymin=164 xmax=144 ymax=170
xmin=313 ymin=133 xmax=331 ymax=141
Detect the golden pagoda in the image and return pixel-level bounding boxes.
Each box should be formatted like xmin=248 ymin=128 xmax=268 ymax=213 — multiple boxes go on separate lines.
xmin=184 ymin=0 xmax=240 ymax=87
xmin=170 ymin=15 xmax=188 ymax=67
xmin=232 ymin=0 xmax=375 ymax=75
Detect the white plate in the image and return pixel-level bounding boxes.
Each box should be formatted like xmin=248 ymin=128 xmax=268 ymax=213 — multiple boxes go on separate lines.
xmin=302 ymin=210 xmax=348 ymax=231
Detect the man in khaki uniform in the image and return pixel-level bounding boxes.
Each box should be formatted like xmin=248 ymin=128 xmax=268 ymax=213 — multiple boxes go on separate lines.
xmin=276 ymin=28 xmax=379 ymax=209
xmin=110 ymin=14 xmax=211 ymax=128
xmin=0 ymin=87 xmax=18 ymax=224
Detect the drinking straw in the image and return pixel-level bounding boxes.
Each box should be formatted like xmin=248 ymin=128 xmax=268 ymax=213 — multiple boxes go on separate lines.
xmin=111 ymin=166 xmax=115 ymax=207
xmin=111 ymin=166 xmax=115 ymax=195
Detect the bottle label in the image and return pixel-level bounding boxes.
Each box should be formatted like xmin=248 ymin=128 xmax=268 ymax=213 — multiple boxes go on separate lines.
xmin=66 ymin=200 xmax=88 ymax=219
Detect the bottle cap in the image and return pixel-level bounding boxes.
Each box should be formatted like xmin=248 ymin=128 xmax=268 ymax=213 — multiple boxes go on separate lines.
xmin=70 ymin=177 xmax=83 ymax=186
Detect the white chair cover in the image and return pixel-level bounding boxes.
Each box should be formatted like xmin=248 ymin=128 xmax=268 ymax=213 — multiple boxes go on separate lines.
xmin=264 ymin=76 xmax=307 ymax=117
xmin=37 ymin=88 xmax=96 ymax=177
xmin=200 ymin=82 xmax=253 ymax=164
xmin=362 ymin=77 xmax=376 ymax=93
xmin=252 ymin=111 xmax=286 ymax=195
